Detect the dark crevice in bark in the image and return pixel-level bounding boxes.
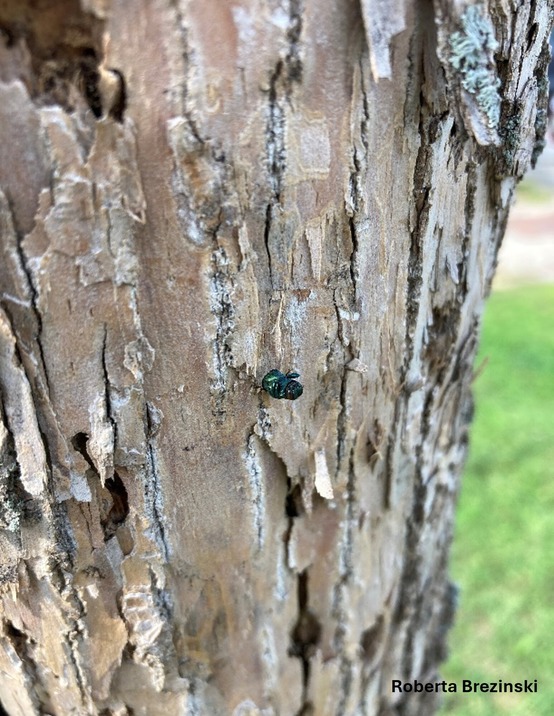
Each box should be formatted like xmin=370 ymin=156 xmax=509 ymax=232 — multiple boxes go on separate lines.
xmin=102 ymin=471 xmax=129 ymax=541
xmin=333 ymin=289 xmax=356 ymax=476
xmin=104 ymin=67 xmax=127 ymax=122
xmin=403 ymin=31 xmax=435 ymax=382
xmin=79 ymin=51 xmax=103 ymax=118
xmin=337 ymin=653 xmax=354 ymax=716
xmin=497 ymin=101 xmax=525 ymax=177
xmin=283 ymin=479 xmax=303 ymax=574
xmin=383 ymin=396 xmax=401 ymax=510
xmin=347 ymin=56 xmax=369 ymax=291
xmin=73 ymin=430 xmax=129 ymax=541
xmin=101 ymin=324 xmax=118 ymax=449
xmin=81 ymin=59 xmax=127 ymax=122
xmin=263 ymin=1 xmax=304 ymax=282
xmin=105 ymin=192 xmax=115 ymax=258
xmin=0 ymin=0 xmax=108 ymax=119
xmin=335 ymin=361 xmax=349 ymax=474
xmin=358 ymin=614 xmax=385 ymax=712
xmin=4 ymin=201 xmax=52 ymax=400
xmin=457 ymin=160 xmax=477 ymax=295
xmin=33 ymin=422 xmax=53 ymax=499
xmin=171 ymin=1 xmax=204 ymax=143
xmin=405 ymin=183 xmax=428 ymax=374
xmin=423 ymin=300 xmax=463 ymax=391
xmin=358 ymin=53 xmax=371 ymax=151
xmin=285 ymin=0 xmax=304 ymax=83
xmin=285 ymin=481 xmax=304 ymax=519
xmin=264 ymin=203 xmax=274 ymax=283
xmin=347 ymin=217 xmax=359 ymax=290
xmin=332 ymin=290 xmax=345 ymax=348
xmin=71 ymin=432 xmax=129 ymax=541
xmin=432 ymin=579 xmax=459 ymax=663
xmin=144 ymin=467 xmax=168 ymax=557
xmin=266 ymin=60 xmax=285 ymax=201
xmin=530 ymin=36 xmax=551 ymax=166
xmin=209 ymin=242 xmax=235 ymax=421
xmin=71 ymin=431 xmax=94 ymax=470
xmin=99 ymin=708 xmax=135 ymax=716
xmin=50 ymin=502 xmax=77 ymax=571
xmin=145 ymin=402 xmax=170 ymax=562
xmin=264 ymin=60 xmax=286 ymax=285
xmin=360 ymin=614 xmax=385 ymax=664
xmin=290 ymin=569 xmax=321 ymax=713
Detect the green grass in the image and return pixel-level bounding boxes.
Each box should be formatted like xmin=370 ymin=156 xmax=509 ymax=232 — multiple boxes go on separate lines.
xmin=512 ymin=178 xmax=554 ymax=204
xmin=439 ymin=283 xmax=554 ymax=716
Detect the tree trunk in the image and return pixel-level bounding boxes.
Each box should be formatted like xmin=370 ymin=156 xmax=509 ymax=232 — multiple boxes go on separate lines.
xmin=0 ymin=1 xmax=550 ymax=714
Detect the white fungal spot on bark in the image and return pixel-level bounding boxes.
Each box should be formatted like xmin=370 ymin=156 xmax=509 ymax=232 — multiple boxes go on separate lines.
xmin=314 ymin=449 xmax=334 ymax=500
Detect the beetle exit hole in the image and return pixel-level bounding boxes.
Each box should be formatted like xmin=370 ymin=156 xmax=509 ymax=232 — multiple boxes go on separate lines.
xmin=100 ymin=471 xmax=129 ymax=541
xmin=71 ymin=431 xmax=95 ymax=469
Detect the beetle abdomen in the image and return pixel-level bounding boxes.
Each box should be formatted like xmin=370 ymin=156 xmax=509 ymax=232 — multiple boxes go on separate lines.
xmin=262 ymin=369 xmax=303 ymax=400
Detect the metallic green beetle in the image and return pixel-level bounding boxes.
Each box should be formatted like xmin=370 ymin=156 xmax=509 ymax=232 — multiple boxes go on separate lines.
xmin=262 ymin=369 xmax=303 ymax=400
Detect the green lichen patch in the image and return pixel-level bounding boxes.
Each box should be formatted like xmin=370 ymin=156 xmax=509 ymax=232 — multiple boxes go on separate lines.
xmin=449 ymin=5 xmax=501 ymax=130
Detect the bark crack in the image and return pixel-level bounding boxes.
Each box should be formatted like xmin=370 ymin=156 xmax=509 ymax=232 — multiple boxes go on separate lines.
xmin=263 ymin=1 xmax=304 ymax=285
xmin=7 ymin=199 xmax=52 ymax=399
xmin=266 ymin=60 xmax=286 ymax=201
xmin=209 ymin=242 xmax=235 ymax=421
xmin=347 ymin=217 xmax=359 ymax=290
xmin=333 ymin=316 xmax=354 ymax=475
xmin=289 ymin=569 xmax=321 ymax=715
xmin=285 ymin=0 xmax=304 ymax=84
xmin=101 ymin=324 xmax=118 ymax=450
xmin=264 ymin=203 xmax=274 ymax=283
xmin=145 ymin=402 xmax=170 ymax=562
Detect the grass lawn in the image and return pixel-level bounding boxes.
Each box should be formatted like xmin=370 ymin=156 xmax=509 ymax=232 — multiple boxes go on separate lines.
xmin=439 ymin=283 xmax=554 ymax=716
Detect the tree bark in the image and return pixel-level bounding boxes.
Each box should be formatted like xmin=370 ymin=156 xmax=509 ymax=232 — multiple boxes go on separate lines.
xmin=0 ymin=1 xmax=550 ymax=714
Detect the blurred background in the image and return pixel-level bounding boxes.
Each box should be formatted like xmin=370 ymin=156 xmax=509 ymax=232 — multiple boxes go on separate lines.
xmin=439 ymin=38 xmax=554 ymax=716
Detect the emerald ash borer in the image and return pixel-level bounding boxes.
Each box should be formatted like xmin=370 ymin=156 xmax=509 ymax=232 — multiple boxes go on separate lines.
xmin=262 ymin=370 xmax=303 ymax=400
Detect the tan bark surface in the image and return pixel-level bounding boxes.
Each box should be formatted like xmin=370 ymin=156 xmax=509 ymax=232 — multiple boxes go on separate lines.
xmin=0 ymin=1 xmax=551 ymax=714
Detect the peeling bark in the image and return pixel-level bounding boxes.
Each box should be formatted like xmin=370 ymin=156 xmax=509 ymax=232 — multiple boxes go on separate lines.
xmin=0 ymin=1 xmax=552 ymax=714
